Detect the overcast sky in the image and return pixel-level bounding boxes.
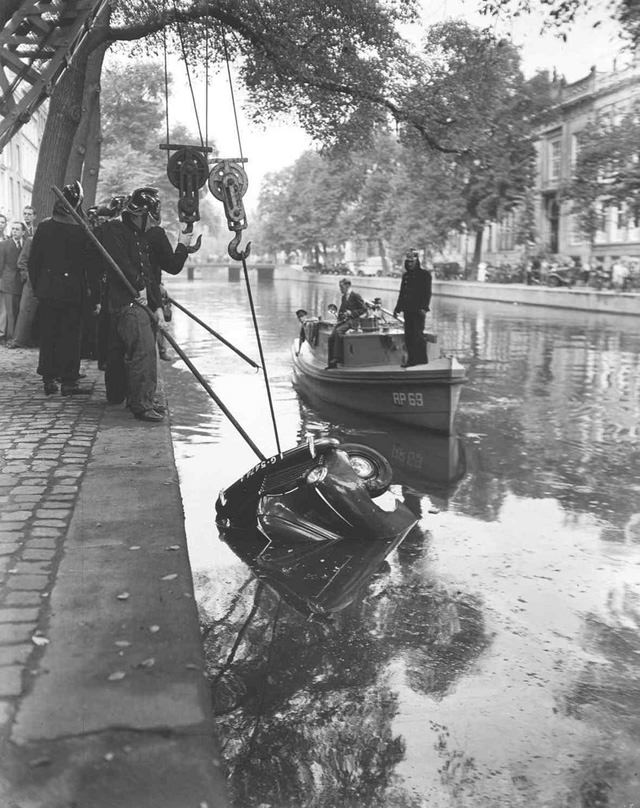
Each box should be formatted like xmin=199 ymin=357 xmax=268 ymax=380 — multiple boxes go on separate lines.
xmin=165 ymin=0 xmax=628 ymax=212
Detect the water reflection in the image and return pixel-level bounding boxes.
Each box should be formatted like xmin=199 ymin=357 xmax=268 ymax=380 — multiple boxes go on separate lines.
xmin=294 ymin=393 xmax=467 ymax=502
xmin=201 ymin=520 xmax=488 ymax=808
xmin=163 ymin=274 xmax=640 ymax=807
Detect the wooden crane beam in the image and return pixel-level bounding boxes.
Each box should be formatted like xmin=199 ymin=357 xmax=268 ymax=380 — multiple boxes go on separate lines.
xmin=0 ymin=0 xmax=109 ymax=152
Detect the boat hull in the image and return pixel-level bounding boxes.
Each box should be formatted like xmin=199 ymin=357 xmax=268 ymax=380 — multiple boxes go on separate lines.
xmin=292 ymin=340 xmax=465 ymax=434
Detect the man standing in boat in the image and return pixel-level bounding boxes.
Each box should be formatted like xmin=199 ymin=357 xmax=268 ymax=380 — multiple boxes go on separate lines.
xmin=393 ymin=248 xmax=432 ymax=367
xmin=326 ymin=277 xmax=367 ymax=369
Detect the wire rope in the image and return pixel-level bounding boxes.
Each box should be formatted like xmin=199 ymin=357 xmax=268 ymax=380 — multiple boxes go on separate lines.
xmin=171 ymin=0 xmax=205 ymax=148
xmin=162 ymin=3 xmax=170 ymax=149
xmin=221 ymin=25 xmax=282 ymax=456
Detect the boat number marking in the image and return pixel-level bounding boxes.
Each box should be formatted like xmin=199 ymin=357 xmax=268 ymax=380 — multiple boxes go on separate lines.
xmin=392 ymin=392 xmax=424 ymax=407
xmin=391 ymin=445 xmax=424 ymax=470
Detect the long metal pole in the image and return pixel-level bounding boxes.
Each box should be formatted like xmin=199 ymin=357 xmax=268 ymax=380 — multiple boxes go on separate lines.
xmin=51 ymin=186 xmax=151 ymax=318
xmin=168 ymin=296 xmax=259 ymax=369
xmin=160 ymin=330 xmax=266 ymax=461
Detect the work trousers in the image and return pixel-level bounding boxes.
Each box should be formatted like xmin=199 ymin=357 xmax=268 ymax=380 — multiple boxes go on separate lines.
xmin=0 ymin=291 xmax=21 ymax=340
xmin=108 ymin=304 xmax=157 ymax=414
xmin=37 ymin=300 xmax=83 ymax=384
xmin=403 ymin=311 xmax=427 ymax=365
xmin=327 ymin=320 xmax=354 ymax=364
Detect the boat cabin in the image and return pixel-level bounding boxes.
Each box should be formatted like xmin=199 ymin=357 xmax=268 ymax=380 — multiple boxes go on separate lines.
xmin=301 ymin=317 xmax=439 ymax=368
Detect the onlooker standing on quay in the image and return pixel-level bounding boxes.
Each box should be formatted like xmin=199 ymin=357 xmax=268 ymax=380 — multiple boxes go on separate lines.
xmin=8 ymin=205 xmax=40 ymax=349
xmin=22 ymin=205 xmax=36 ymax=236
xmin=28 ymin=182 xmax=99 ymax=396
xmin=0 ymin=221 xmax=27 ymax=343
xmin=393 ymin=248 xmax=432 ymax=367
xmin=7 ymin=234 xmax=39 ymax=348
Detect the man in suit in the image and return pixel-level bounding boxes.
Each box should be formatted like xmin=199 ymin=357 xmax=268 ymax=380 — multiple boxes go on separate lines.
xmin=7 ymin=235 xmax=39 ymax=348
xmin=22 ymin=205 xmax=36 ymax=237
xmin=0 ymin=222 xmax=27 ymax=341
xmin=326 ymin=277 xmax=367 ymax=369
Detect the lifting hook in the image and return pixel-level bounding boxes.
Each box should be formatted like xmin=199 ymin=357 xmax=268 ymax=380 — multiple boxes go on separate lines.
xmin=182 ymin=221 xmax=202 ymax=254
xmin=228 ymin=229 xmax=251 ymax=262
xmin=208 ymin=159 xmax=251 ymax=263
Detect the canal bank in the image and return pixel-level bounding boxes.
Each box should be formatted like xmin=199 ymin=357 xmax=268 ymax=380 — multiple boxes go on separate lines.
xmin=273 ymin=266 xmax=640 ymax=316
xmin=0 ymin=346 xmax=228 ymax=808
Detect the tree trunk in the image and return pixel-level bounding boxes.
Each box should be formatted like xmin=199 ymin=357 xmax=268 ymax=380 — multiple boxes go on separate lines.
xmin=377 ymin=237 xmax=389 ymax=273
xmin=67 ymin=40 xmax=109 ymax=199
xmin=82 ymin=95 xmax=102 ymax=206
xmin=81 ymin=44 xmax=110 ymax=206
xmin=472 ymin=227 xmax=484 ymax=274
xmin=30 ymin=39 xmax=92 ymax=220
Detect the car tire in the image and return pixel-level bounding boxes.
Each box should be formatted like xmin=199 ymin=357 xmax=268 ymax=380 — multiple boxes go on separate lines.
xmin=337 ymin=443 xmax=393 ymax=497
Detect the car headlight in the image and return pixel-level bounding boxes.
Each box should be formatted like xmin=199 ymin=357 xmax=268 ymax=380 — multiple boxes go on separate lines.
xmin=306 ymin=465 xmax=328 ymax=484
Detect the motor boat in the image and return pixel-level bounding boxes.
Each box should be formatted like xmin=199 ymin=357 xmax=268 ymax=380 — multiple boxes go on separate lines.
xmin=291 ymin=304 xmax=466 ymax=434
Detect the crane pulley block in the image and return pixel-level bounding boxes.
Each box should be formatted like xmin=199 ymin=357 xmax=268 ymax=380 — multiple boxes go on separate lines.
xmin=208 ymin=158 xmax=251 ymax=261
xmin=208 ymin=159 xmax=249 ymax=232
xmin=160 ymin=143 xmax=212 ymax=225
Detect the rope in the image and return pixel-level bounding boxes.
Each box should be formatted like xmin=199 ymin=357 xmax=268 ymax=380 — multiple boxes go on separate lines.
xmin=220 ymin=24 xmax=281 ymax=456
xmin=171 ymin=0 xmax=204 ymax=148
xmin=162 ymin=5 xmax=170 ymax=148
xmin=204 ymin=3 xmax=209 ymax=150
xmin=240 ymin=254 xmax=282 ymax=456
xmin=221 ymin=28 xmax=244 ymax=161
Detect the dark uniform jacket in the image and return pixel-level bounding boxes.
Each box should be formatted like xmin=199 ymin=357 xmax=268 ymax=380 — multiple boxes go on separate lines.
xmin=28 ymin=213 xmax=98 ymax=305
xmin=144 ymin=226 xmax=188 ymax=311
xmin=96 ymin=219 xmax=151 ymax=312
xmin=338 ymin=290 xmax=367 ymax=320
xmin=394 ymin=268 xmax=432 ymax=314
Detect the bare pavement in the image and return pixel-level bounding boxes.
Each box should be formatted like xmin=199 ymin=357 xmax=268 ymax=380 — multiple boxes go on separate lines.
xmin=0 ymin=345 xmax=229 ymax=808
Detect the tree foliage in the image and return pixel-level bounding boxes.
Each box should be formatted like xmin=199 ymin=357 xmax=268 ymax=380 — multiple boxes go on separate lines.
xmin=563 ymin=102 xmax=640 ymax=243
xmin=478 ymin=0 xmax=640 ymax=44
xmin=256 ymin=22 xmax=555 ymax=265
xmin=27 ymin=0 xmax=445 ymax=219
xmin=96 ymin=59 xmax=223 ymax=239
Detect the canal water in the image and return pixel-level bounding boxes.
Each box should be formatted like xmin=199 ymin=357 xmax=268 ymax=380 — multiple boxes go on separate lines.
xmin=163 ymin=271 xmax=640 ymax=808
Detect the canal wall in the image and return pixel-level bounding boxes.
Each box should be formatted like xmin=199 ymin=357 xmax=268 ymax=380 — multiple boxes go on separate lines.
xmin=0 ymin=348 xmax=229 ymax=808
xmin=272 ymin=266 xmax=640 ymax=317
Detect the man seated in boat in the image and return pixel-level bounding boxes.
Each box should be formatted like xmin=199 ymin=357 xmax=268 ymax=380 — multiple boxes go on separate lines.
xmin=326 ymin=278 xmax=367 ymax=369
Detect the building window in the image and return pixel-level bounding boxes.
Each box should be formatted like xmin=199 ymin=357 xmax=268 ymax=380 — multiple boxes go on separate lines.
xmin=569 ymin=214 xmax=584 ymax=245
xmin=549 ymin=139 xmax=561 ymax=181
xmin=571 ymin=133 xmax=580 ymax=170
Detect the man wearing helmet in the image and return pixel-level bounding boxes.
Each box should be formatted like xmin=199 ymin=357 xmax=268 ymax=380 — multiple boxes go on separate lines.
xmin=96 ymin=187 xmax=164 ymax=422
xmin=393 ymin=248 xmax=432 ymax=367
xmin=28 ymin=181 xmax=100 ymax=395
xmin=143 ymin=192 xmax=193 ymax=361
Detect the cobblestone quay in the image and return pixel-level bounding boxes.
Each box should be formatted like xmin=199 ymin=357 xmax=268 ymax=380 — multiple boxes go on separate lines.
xmin=0 ymin=346 xmax=228 ymax=808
